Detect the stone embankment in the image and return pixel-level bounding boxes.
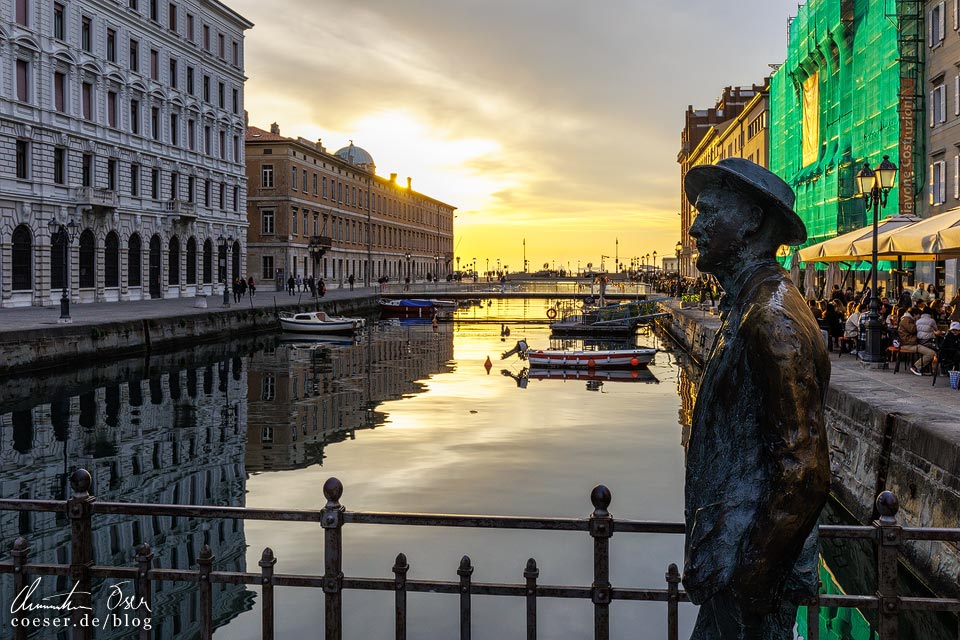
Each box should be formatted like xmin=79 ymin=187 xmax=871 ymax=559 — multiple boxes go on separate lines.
xmin=658 ymin=300 xmax=960 ymax=599
xmin=0 ymin=294 xmax=378 ymax=377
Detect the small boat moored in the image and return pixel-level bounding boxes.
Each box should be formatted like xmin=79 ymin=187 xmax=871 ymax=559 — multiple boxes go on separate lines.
xmin=379 ymin=298 xmax=438 ymax=318
xmin=278 ymin=310 xmax=365 ymax=334
xmin=501 ymin=339 xmax=656 ymax=369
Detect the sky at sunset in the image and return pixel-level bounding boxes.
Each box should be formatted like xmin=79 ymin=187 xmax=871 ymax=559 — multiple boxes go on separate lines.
xmin=233 ymin=0 xmax=804 ymax=273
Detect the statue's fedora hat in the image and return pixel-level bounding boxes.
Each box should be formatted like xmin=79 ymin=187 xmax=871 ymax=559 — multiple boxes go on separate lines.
xmin=684 ymin=158 xmax=807 ymax=245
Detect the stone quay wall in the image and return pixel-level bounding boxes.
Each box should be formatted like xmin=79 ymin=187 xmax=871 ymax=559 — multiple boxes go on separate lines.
xmin=0 ymin=297 xmax=378 ymax=377
xmin=657 ymin=301 xmax=960 ymax=599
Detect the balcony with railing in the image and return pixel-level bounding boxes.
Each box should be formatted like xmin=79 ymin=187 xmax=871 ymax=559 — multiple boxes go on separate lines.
xmin=75 ymin=187 xmax=119 ymax=210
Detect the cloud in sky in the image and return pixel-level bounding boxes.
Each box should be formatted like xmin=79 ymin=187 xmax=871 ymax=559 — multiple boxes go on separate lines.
xmin=232 ymin=0 xmax=803 ymax=269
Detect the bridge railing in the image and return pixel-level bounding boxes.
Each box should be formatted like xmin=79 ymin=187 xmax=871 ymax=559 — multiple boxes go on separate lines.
xmin=1 ymin=470 xmax=958 ymax=639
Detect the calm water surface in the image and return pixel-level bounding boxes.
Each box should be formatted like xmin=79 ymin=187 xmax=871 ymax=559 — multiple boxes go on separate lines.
xmin=2 ymin=298 xmax=945 ymax=638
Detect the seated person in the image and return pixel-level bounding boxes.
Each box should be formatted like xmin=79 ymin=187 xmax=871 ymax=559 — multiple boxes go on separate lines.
xmin=844 ymin=303 xmax=865 ymax=352
xmin=941 ymin=322 xmax=960 ymax=372
xmin=915 ymin=308 xmax=942 ymax=349
xmin=899 ymin=307 xmax=938 ymax=375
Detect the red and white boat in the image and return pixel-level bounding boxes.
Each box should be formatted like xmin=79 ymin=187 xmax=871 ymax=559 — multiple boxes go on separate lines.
xmin=501 ymin=339 xmax=656 ymax=369
xmin=528 ymin=368 xmax=658 ymax=383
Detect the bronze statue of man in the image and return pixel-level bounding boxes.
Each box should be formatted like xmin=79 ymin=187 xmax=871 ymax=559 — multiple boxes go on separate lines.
xmin=682 ymin=158 xmax=831 ymax=639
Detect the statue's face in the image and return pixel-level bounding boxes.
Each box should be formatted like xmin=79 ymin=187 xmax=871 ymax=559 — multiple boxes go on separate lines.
xmin=689 ymin=187 xmax=753 ymax=274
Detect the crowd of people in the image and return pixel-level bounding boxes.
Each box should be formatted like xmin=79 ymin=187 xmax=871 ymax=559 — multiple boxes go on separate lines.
xmin=808 ymin=282 xmax=960 ymax=376
xmin=282 ymin=274 xmax=327 ymax=298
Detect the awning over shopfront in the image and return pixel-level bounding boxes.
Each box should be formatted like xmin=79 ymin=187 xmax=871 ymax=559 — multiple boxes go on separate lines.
xmin=797 ymin=214 xmax=920 ymax=263
xmin=850 ymin=209 xmax=960 ymax=260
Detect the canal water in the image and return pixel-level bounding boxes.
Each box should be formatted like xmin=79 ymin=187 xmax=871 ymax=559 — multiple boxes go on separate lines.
xmin=0 ymin=298 xmax=952 ymax=638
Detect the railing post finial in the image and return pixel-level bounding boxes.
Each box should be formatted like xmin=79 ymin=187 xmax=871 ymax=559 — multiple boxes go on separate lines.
xmin=876 ymin=490 xmax=900 ymax=525
xmin=70 ymin=468 xmax=92 ymax=498
xmin=323 ymin=477 xmax=344 ymax=509
xmin=524 ymin=558 xmax=539 ymax=580
xmin=590 ymin=485 xmax=612 ymax=518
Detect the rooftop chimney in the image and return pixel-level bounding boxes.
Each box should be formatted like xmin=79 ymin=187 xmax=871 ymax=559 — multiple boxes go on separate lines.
xmin=390 ymin=173 xmax=398 ymax=184
xmin=270 ymin=122 xmax=280 ymax=135
xmin=317 ymin=138 xmax=324 ymax=152
xmin=406 ymin=177 xmax=412 ymax=190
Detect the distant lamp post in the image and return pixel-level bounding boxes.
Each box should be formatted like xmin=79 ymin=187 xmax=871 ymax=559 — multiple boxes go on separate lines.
xmin=47 ymin=217 xmax=79 ymax=323
xmin=856 ymin=154 xmax=898 ymax=363
xmin=652 ymin=251 xmax=657 ymax=274
xmin=675 ymin=240 xmax=682 ymax=294
xmin=405 ymin=252 xmax=412 ymax=281
xmin=217 ymin=234 xmax=231 ymax=307
xmin=456 ymin=256 xmax=460 ymax=273
xmin=434 ymin=254 xmax=440 ymax=280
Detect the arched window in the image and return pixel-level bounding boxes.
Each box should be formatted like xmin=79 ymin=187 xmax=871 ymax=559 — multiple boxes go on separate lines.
xmin=232 ymin=240 xmax=241 ymax=279
xmin=128 ymin=234 xmax=142 ymax=287
xmin=168 ymin=236 xmax=180 ymax=284
xmin=11 ymin=225 xmax=32 ymax=291
xmin=202 ymin=239 xmax=212 ymax=284
xmin=104 ymin=232 xmax=119 ymax=287
xmin=186 ymin=237 xmax=197 ymax=284
xmin=78 ymin=229 xmax=95 ymax=288
xmin=50 ymin=228 xmax=66 ymax=291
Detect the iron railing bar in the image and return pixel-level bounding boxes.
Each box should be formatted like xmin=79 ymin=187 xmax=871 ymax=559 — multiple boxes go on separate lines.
xmin=900 ymin=527 xmax=960 ymax=541
xmin=90 ymin=566 xmax=138 ymax=578
xmin=614 ymin=522 xmax=686 ymax=534
xmin=818 ymin=594 xmax=878 ymax=608
xmin=346 ymin=512 xmax=590 ymax=531
xmin=93 ymin=501 xmax=323 ymax=522
xmin=818 ymin=525 xmax=875 ymax=539
xmin=0 ymin=499 xmax=67 ymax=512
xmin=898 ymin=596 xmax=960 ymax=612
xmin=0 ymin=562 xmax=71 ymax=576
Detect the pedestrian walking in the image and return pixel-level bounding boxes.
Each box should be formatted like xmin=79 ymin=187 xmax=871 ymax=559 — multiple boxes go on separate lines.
xmin=247 ymin=276 xmax=256 ymax=298
xmin=287 ymin=275 xmax=295 ymax=295
xmin=296 ymin=274 xmax=303 ymax=292
xmin=239 ymin=277 xmax=247 ymax=300
xmin=318 ymin=278 xmax=326 ymax=297
xmin=348 ymin=273 xmax=355 ymax=290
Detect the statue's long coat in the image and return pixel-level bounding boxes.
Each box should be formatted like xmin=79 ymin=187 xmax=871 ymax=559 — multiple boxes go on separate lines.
xmin=683 ymin=263 xmax=831 ymax=638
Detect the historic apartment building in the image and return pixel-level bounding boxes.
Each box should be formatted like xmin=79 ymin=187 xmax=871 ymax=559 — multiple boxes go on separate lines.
xmin=245 ymin=123 xmax=456 ymax=290
xmin=677 ymin=82 xmax=768 ymax=278
xmin=0 ymin=0 xmax=252 ymax=308
xmin=923 ymin=0 xmax=960 ymax=295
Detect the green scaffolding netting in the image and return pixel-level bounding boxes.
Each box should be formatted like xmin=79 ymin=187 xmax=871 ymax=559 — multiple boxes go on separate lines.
xmin=770 ymin=0 xmax=922 ymax=253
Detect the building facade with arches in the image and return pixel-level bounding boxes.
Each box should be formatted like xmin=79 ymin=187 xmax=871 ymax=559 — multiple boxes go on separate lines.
xmin=0 ymin=0 xmax=252 ymax=308
xmin=245 ymin=124 xmax=456 ymax=290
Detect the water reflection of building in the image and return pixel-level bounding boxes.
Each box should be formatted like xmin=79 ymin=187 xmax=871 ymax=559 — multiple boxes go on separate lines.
xmin=671 ymin=350 xmax=700 ymax=450
xmin=246 ymin=325 xmax=455 ymax=471
xmin=0 ymin=343 xmax=257 ymax=638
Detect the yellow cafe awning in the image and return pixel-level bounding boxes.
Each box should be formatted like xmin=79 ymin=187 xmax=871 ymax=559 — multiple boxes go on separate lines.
xmin=850 ymin=209 xmax=960 ymax=260
xmin=797 ymin=214 xmax=921 ymax=263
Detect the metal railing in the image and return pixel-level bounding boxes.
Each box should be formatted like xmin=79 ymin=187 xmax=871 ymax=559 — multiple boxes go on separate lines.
xmin=1 ymin=469 xmax=958 ymax=639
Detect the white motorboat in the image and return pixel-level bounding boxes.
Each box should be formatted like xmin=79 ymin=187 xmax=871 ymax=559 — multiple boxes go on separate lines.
xmin=278 ymin=311 xmax=365 ymax=334
xmin=501 ymin=339 xmax=656 ymax=369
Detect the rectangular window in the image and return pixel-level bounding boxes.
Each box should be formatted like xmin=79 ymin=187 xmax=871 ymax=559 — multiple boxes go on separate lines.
xmin=218 ymin=82 xmax=224 ymax=108
xmin=81 ymin=153 xmax=92 ymax=187
xmin=188 ymin=119 xmax=196 ymax=150
xmin=292 ymin=208 xmax=298 ymax=234
xmin=82 ymin=83 xmax=93 ymax=120
xmin=150 ymin=50 xmax=159 ymax=80
xmin=932 ymin=160 xmax=947 ymax=205
xmin=151 ymin=168 xmax=159 ymax=198
xmin=16 ymin=141 xmax=29 ymax=180
xmin=219 ymin=183 xmax=226 ymax=209
xmin=170 ymin=113 xmax=179 ymax=145
xmin=129 ymin=39 xmax=139 ymax=72
xmin=232 ymin=41 xmax=239 ymax=65
xmin=233 ymin=186 xmax=239 ymax=212
xmin=219 ymin=131 xmax=225 ymax=158
xmin=16 ymin=60 xmax=29 ymax=103
xmin=149 ymin=0 xmax=158 ymax=21
xmin=82 ymin=16 xmax=92 ymax=51
xmin=322 ymin=176 xmax=327 ymax=198
xmin=262 ymin=210 xmax=275 ymax=234
xmin=262 ymin=255 xmax=273 ymax=281
xmin=204 ymin=126 xmax=211 ymax=154
xmin=186 ymin=66 xmax=194 ymax=94
xmin=188 ymin=176 xmax=196 ymax=203
xmin=931 ymin=2 xmax=946 ymax=45
xmin=203 ymin=25 xmax=210 ymax=50
xmin=169 ymin=58 xmax=178 ymax=89
xmin=130 ymin=99 xmax=140 ymax=134
xmin=932 ymin=84 xmax=947 ymax=126
xmin=218 ymin=34 xmax=225 ymax=58
xmin=107 ymin=91 xmax=118 ymax=127
xmin=16 ymin=0 xmax=29 ymax=25
xmin=54 ymin=4 xmax=65 ymax=39
xmin=262 ymin=165 xmax=274 ymax=187
xmin=107 ymin=29 xmax=116 ymax=62
xmin=291 ymin=167 xmax=298 ymax=190
xmin=54 ymin=148 xmax=65 ymax=184
xmin=232 ymin=88 xmax=238 ymax=114
xmin=233 ymin=135 xmax=240 ymax=162
xmin=303 ymin=170 xmax=308 ymax=193
xmin=170 ymin=172 xmax=179 ymax=200
xmin=204 ymin=180 xmax=211 ymax=206
xmin=129 ymin=0 xmax=138 ymax=9
xmin=168 ymin=3 xmax=177 ymax=31
xmin=54 ymin=72 xmax=66 ymax=112
xmin=151 ymin=106 xmax=159 ymax=140
xmin=203 ymin=76 xmax=210 ymax=102
xmin=186 ymin=14 xmax=194 ymax=41
xmin=130 ymin=164 xmax=139 ymax=196
xmin=107 ymin=158 xmax=117 ymax=191
xmin=313 ymin=173 xmax=318 ymax=195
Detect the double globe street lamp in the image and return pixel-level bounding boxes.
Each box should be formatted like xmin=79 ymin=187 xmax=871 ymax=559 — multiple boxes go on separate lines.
xmin=217 ymin=234 xmax=232 ymax=307
xmin=47 ymin=217 xmax=79 ymax=323
xmin=675 ymin=240 xmax=682 ymax=293
xmin=855 ymin=155 xmax=898 ymax=363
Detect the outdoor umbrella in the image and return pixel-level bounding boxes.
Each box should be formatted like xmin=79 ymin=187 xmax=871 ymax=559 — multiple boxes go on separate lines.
xmin=825 ymin=262 xmax=841 ymax=294
xmin=789 ymin=251 xmax=801 ymax=288
xmin=803 ymin=265 xmax=818 ymax=300
xmin=852 ymin=209 xmax=960 ymax=258
xmin=797 ymin=214 xmax=921 ymax=263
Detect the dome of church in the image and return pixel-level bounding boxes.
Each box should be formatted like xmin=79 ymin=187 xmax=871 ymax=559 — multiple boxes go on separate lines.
xmin=334 ymin=142 xmax=375 ymax=169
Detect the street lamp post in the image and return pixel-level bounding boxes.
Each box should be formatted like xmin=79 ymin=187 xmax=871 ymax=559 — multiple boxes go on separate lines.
xmin=434 ymin=254 xmax=440 ymax=281
xmin=856 ymin=155 xmax=898 ymax=363
xmin=47 ymin=217 xmax=79 ymax=323
xmin=217 ymin=234 xmax=231 ymax=307
xmin=405 ymin=252 xmax=411 ymax=282
xmin=652 ymin=251 xmax=657 ymax=276
xmin=675 ymin=241 xmax=682 ymax=295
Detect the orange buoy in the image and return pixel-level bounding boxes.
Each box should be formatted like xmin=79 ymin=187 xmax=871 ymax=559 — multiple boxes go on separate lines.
xmin=484 ymin=356 xmax=493 ymax=373
xmin=587 ymin=359 xmax=596 ymax=369
xmin=630 ymin=357 xmax=639 ymax=367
